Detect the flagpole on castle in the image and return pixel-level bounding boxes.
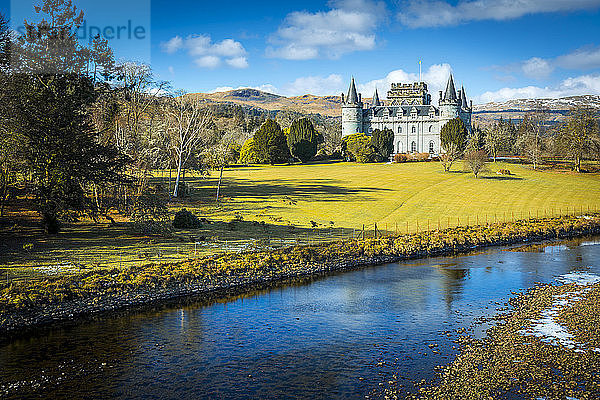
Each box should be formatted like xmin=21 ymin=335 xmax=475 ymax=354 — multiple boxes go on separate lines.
xmin=419 ymin=60 xmax=422 ymax=82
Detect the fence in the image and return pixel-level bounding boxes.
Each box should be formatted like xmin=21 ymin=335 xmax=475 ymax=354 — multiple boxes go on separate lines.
xmin=2 ymin=205 xmax=599 ymax=286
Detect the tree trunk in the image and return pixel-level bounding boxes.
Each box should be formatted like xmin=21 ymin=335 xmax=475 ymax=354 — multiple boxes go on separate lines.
xmin=173 ymin=155 xmax=183 ymax=198
xmin=168 ymin=167 xmax=172 ymax=201
xmin=216 ymin=164 xmax=225 ymax=202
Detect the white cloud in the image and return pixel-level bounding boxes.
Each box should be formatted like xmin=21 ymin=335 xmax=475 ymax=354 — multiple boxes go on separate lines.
xmin=160 ymin=34 xmax=249 ymax=69
xmin=281 ymin=74 xmax=345 ymax=96
xmin=398 ymin=0 xmax=600 ymax=28
xmin=195 ymin=55 xmax=221 ymax=69
xmin=521 ymin=57 xmax=554 ymax=79
xmin=356 ymin=63 xmax=455 ymax=104
xmin=555 ymin=46 xmax=600 ymax=70
xmin=225 ymin=57 xmax=249 ymax=69
xmin=168 ymin=66 xmax=175 ymax=75
xmin=267 ymin=0 xmax=387 ymax=60
xmin=161 ymin=36 xmax=184 ymax=54
xmin=476 ymin=74 xmax=600 ymax=103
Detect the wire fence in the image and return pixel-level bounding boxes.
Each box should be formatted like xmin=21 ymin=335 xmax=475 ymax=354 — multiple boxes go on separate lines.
xmin=1 ymin=205 xmax=599 ymax=286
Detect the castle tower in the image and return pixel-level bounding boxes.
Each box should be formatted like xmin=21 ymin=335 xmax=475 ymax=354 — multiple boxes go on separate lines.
xmin=459 ymin=86 xmax=472 ymax=132
xmin=439 ymin=74 xmax=459 ymax=120
xmin=342 ymin=77 xmax=363 ymax=137
xmin=372 ymin=88 xmax=381 ymax=106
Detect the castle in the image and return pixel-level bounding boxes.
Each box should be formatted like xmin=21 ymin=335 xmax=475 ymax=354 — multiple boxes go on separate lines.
xmin=341 ymin=74 xmax=472 ymax=156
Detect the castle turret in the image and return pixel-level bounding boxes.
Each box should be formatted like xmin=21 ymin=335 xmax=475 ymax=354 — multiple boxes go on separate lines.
xmin=439 ymin=74 xmax=459 ymax=120
xmin=342 ymin=77 xmax=363 ymax=137
xmin=459 ymin=86 xmax=472 ymax=132
xmin=372 ymin=89 xmax=381 ymax=106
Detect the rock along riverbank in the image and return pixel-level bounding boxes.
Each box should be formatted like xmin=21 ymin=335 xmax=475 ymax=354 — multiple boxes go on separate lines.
xmin=2 ymin=215 xmax=600 ymax=339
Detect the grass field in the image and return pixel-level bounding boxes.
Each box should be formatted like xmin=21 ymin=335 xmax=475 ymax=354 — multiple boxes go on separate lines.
xmin=1 ymin=160 xmax=600 ymax=279
xmin=188 ymin=160 xmax=600 ymax=229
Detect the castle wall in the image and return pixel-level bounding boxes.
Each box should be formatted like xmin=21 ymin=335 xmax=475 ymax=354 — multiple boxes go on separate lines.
xmin=341 ymin=105 xmax=362 ymax=137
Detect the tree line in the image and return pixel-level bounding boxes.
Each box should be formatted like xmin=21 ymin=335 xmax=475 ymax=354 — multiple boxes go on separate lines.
xmin=0 ymin=1 xmax=341 ymax=233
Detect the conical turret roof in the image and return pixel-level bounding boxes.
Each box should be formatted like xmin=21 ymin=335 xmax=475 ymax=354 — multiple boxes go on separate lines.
xmin=461 ymin=86 xmax=468 ymax=108
xmin=347 ymin=77 xmax=359 ymax=104
xmin=443 ymin=74 xmax=457 ymax=102
xmin=372 ymin=88 xmax=381 ymax=106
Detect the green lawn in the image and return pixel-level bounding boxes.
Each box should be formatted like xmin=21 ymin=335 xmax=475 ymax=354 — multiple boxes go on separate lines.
xmin=2 ymin=160 xmax=600 ymax=279
xmin=185 ymin=160 xmax=600 ymax=231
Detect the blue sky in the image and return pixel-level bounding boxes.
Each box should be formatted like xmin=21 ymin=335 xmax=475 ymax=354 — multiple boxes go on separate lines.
xmin=4 ymin=0 xmax=600 ymax=103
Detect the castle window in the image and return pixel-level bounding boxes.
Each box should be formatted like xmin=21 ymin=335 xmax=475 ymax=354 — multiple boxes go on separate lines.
xmin=411 ymin=141 xmax=417 ymax=153
xmin=411 ymin=126 xmax=416 ymax=134
xmin=398 ymin=127 xmax=402 ymax=134
xmin=397 ymin=141 xmax=403 ymax=153
xmin=429 ymin=141 xmax=435 ymax=153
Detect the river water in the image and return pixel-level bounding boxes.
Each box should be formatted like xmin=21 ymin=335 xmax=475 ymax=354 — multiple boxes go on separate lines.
xmin=2 ymin=237 xmax=600 ymax=399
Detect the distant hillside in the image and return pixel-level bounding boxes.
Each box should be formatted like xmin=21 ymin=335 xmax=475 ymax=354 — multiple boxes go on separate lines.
xmin=190 ymin=89 xmax=600 ymax=127
xmin=472 ymin=95 xmax=600 ymax=127
xmin=190 ymin=89 xmax=342 ymax=118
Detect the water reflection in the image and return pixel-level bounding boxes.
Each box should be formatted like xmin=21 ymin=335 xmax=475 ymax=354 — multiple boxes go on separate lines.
xmin=1 ymin=237 xmax=600 ymax=399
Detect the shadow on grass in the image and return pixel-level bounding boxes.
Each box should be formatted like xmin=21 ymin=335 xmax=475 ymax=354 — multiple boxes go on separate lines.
xmin=480 ymin=175 xmax=524 ymax=181
xmin=153 ymin=176 xmax=391 ymax=204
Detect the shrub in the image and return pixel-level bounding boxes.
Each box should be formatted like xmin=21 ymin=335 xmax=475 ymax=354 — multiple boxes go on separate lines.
xmin=343 ymin=133 xmax=377 ymax=163
xmin=173 ymin=209 xmax=202 ymax=229
xmin=394 ymin=153 xmax=410 ymax=163
xmin=414 ymin=152 xmax=431 ymax=162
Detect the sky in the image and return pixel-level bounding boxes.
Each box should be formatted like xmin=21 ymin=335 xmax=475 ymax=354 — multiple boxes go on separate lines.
xmin=3 ymin=0 xmax=600 ymax=103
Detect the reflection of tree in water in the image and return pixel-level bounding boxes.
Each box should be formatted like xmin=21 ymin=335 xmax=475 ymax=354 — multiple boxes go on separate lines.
xmin=437 ymin=265 xmax=469 ymax=309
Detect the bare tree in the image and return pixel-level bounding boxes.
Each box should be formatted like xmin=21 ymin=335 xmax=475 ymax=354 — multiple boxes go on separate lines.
xmin=166 ymin=93 xmax=212 ymax=198
xmin=464 ymin=149 xmax=488 ymax=178
xmin=440 ymin=142 xmax=459 ymax=172
xmin=484 ymin=121 xmax=506 ymax=162
xmin=517 ymin=103 xmax=548 ymax=169
xmin=559 ymin=105 xmax=599 ymax=172
xmin=203 ymin=133 xmax=239 ymax=202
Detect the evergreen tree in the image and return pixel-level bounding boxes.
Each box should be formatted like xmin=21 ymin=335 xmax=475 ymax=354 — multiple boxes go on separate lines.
xmin=253 ymin=119 xmax=290 ymax=164
xmin=3 ymin=0 xmax=128 ymax=232
xmin=287 ymin=118 xmax=318 ymax=163
xmin=371 ymin=128 xmax=394 ymax=159
xmin=440 ymin=118 xmax=468 ymax=172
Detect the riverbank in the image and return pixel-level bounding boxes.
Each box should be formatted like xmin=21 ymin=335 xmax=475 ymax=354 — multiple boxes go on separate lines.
xmin=2 ymin=214 xmax=600 ymax=338
xmin=394 ymin=273 xmax=600 ymax=399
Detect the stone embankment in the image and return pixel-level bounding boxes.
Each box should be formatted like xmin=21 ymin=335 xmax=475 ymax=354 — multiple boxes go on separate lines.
xmin=2 ymin=215 xmax=600 ymax=338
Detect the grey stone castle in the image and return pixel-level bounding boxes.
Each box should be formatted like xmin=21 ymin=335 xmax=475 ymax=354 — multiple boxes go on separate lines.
xmin=341 ymin=74 xmax=472 ymax=155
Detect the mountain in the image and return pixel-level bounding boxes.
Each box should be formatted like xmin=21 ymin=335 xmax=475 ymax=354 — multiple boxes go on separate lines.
xmin=190 ymin=89 xmax=342 ymax=118
xmin=472 ymin=95 xmax=600 ymax=127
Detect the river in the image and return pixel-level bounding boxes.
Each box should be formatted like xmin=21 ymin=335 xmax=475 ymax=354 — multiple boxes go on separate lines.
xmin=2 ymin=237 xmax=600 ymax=399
